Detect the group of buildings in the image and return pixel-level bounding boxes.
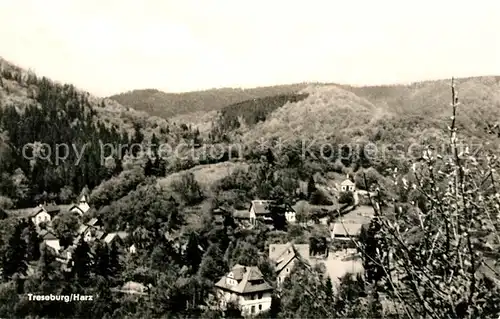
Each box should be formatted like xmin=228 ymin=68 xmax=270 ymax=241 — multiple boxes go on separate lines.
xmin=215 ymin=178 xmax=372 ymax=241
xmin=28 ymin=194 xmax=131 ymax=270
xmin=27 ymin=178 xmax=373 ymax=316
xmin=212 ymin=178 xmax=375 ymax=316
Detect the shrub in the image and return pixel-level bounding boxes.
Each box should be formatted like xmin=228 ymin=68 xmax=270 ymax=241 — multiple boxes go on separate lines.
xmin=338 ymin=192 xmax=354 ymax=205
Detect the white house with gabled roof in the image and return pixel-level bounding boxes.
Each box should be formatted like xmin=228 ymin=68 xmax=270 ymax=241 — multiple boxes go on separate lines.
xmin=215 ymin=264 xmax=273 ymax=316
xmin=69 ymin=194 xmax=90 ymax=216
xmin=340 ymin=178 xmax=356 ymax=192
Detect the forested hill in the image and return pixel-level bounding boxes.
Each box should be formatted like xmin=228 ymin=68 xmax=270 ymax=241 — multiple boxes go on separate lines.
xmin=0 ymin=58 xmax=188 ymax=209
xmin=108 ymin=84 xmax=315 ymax=118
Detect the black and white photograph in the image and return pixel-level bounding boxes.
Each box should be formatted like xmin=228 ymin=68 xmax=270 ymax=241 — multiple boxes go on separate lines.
xmin=0 ymin=0 xmax=499 ymax=318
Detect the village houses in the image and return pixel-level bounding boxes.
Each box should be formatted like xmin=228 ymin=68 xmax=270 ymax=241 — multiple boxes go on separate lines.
xmin=215 ymin=264 xmax=274 ymax=316
xmin=30 ymin=204 xmax=60 ymax=227
xmin=25 ymin=192 xmax=132 ymax=274
xmin=269 ymin=242 xmax=310 ymax=288
xmin=39 ymin=229 xmax=61 ymax=252
xmin=248 ymin=200 xmax=296 ymax=225
xmin=77 ymin=217 xmax=105 ymax=242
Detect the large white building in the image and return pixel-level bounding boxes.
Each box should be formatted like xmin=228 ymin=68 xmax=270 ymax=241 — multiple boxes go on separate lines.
xmin=215 ymin=264 xmax=273 ymax=316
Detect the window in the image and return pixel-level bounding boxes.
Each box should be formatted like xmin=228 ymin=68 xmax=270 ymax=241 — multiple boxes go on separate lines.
xmin=259 ymin=305 xmax=262 ymax=311
xmin=258 ymin=293 xmax=263 ymax=299
xmin=251 ymin=306 xmax=255 ymax=314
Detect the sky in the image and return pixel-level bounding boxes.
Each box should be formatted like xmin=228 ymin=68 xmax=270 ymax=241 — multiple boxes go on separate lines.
xmin=0 ymin=0 xmax=499 ymax=97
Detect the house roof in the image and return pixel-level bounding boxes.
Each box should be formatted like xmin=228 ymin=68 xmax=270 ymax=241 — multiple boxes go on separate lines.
xmin=95 ymin=230 xmax=106 ymax=240
xmin=230 ymin=264 xmax=247 ymax=280
xmin=341 ymin=179 xmax=355 ymax=187
xmin=116 ymin=281 xmax=148 ymax=295
xmin=79 ymin=194 xmax=88 ymax=203
xmin=39 ymin=229 xmax=58 ymax=240
xmin=233 ymin=210 xmax=250 ymax=219
xmin=215 ymin=264 xmax=273 ymax=294
xmin=331 ymin=222 xmax=363 ymax=237
xmin=45 ymin=205 xmax=60 ymax=213
xmin=31 ymin=205 xmax=60 ymax=217
xmin=269 ymin=242 xmax=310 ymax=273
xmin=117 ymin=231 xmax=128 ymax=239
xmin=30 ymin=207 xmax=46 ymax=217
xmin=77 ymin=225 xmax=89 ymax=235
xmin=69 ymin=205 xmax=84 ymax=214
xmin=250 ymin=200 xmax=272 ymax=215
xmin=104 ymin=231 xmax=128 ymax=243
xmin=250 ymin=200 xmax=295 ymax=215
xmin=213 ymin=205 xmax=233 ymax=215
xmin=104 ymin=233 xmax=119 ymax=243
xmin=86 ymin=218 xmax=99 ymax=226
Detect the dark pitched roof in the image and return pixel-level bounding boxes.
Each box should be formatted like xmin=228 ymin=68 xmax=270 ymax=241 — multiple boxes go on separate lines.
xmin=233 ymin=210 xmax=250 ymax=219
xmin=250 ymin=200 xmax=272 ymax=215
xmin=215 ymin=264 xmax=273 ymax=294
xmin=30 ymin=207 xmax=46 ymax=217
xmin=30 ymin=205 xmax=60 ymax=217
xmin=269 ymin=242 xmax=310 ymax=273
xmin=69 ymin=205 xmax=84 ymax=213
xmin=250 ymin=200 xmax=295 ymax=215
xmin=44 ymin=205 xmax=60 ymax=213
xmin=39 ymin=229 xmax=58 ymax=240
